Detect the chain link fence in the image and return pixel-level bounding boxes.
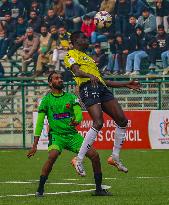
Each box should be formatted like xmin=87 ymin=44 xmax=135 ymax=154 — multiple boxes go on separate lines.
xmin=0 ymin=79 xmax=169 ymax=148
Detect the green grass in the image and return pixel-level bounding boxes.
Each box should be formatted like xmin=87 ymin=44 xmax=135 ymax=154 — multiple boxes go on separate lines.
xmin=0 ymin=149 xmax=169 ymax=205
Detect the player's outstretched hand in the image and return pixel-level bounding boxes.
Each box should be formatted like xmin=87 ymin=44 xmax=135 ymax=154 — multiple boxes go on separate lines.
xmin=27 ymin=146 xmax=37 ymax=158
xmin=126 ymin=80 xmax=141 ymax=91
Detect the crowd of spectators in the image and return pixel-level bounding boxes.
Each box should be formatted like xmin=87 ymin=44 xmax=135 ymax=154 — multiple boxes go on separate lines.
xmin=0 ymin=0 xmax=169 ymax=78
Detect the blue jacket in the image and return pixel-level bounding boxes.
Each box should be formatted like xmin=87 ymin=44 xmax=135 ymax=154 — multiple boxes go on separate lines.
xmin=129 ymin=0 xmax=148 ymax=18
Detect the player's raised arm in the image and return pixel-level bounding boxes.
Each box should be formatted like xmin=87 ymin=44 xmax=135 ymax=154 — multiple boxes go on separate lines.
xmin=105 ymin=79 xmax=141 ymax=91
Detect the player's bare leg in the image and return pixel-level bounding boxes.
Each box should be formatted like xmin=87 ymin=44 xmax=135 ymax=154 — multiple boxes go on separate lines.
xmin=102 ymin=99 xmax=128 ymax=173
xmin=72 ymin=104 xmax=103 ymax=176
xmin=36 ymin=150 xmax=60 ymax=197
xmin=85 ymin=147 xmax=112 ymax=196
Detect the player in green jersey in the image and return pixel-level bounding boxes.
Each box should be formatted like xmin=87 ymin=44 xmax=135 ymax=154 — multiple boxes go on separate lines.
xmin=27 ymin=71 xmax=112 ymax=197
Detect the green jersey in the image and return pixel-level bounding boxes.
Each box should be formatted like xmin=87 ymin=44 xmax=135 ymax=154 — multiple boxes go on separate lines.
xmin=38 ymin=92 xmax=80 ymax=135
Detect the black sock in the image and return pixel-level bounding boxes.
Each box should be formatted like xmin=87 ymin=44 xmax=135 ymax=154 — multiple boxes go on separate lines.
xmin=94 ymin=173 xmax=102 ymax=191
xmin=37 ymin=175 xmax=48 ymax=193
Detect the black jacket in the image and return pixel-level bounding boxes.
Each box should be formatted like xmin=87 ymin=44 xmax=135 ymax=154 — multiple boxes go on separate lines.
xmin=0 ymin=1 xmax=12 ymax=17
xmin=129 ymin=32 xmax=148 ymax=52
xmin=43 ymin=15 xmax=63 ymax=29
xmin=114 ymin=0 xmax=131 ymax=16
xmin=4 ymin=19 xmax=16 ymax=39
xmin=156 ymin=33 xmax=169 ymax=52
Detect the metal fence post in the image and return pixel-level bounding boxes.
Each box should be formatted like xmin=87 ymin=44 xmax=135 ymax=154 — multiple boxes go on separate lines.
xmin=158 ymin=82 xmax=162 ymax=110
xmin=21 ymin=82 xmax=26 ymax=148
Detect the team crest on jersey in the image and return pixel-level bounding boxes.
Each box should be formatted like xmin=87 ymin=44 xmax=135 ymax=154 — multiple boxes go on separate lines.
xmin=66 ymin=103 xmax=71 ymax=109
xmin=53 ymin=112 xmax=70 ymax=120
xmin=68 ymin=57 xmax=76 ymax=65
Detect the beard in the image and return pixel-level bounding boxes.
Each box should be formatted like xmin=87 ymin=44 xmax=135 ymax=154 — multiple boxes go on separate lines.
xmin=41 ymin=32 xmax=48 ymax=37
xmin=52 ymin=83 xmax=64 ymax=90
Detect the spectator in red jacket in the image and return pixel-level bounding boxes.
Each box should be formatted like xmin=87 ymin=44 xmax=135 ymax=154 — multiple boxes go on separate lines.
xmin=81 ymin=15 xmax=96 ymax=42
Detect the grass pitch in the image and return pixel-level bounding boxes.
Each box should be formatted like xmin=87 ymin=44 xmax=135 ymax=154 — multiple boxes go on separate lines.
xmin=0 ymin=149 xmax=169 ymax=205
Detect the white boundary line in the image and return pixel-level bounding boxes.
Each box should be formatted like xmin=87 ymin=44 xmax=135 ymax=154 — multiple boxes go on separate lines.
xmin=0 ymin=181 xmax=95 ymax=186
xmin=0 ymin=185 xmax=111 ymax=198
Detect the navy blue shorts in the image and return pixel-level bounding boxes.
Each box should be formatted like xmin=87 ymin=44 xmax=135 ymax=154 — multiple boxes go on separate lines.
xmin=79 ymin=81 xmax=114 ymax=109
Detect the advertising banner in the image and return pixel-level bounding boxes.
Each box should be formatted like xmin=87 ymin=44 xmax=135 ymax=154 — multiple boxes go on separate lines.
xmin=33 ymin=111 xmax=169 ymax=150
xmin=148 ymin=110 xmax=169 ymax=149
xmin=77 ymin=111 xmax=151 ymax=149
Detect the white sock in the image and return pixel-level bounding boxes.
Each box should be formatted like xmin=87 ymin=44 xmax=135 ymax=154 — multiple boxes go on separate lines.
xmin=77 ymin=127 xmax=99 ymax=161
xmin=113 ymin=126 xmax=126 ymax=157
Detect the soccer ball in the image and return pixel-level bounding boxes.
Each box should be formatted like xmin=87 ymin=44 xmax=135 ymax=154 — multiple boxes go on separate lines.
xmin=94 ymin=11 xmax=112 ymax=29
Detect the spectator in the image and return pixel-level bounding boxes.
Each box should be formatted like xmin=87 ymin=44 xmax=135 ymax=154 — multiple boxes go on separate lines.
xmin=161 ymin=50 xmax=169 ymax=74
xmin=0 ymin=0 xmax=12 ymax=17
xmin=125 ymin=15 xmax=137 ymax=38
xmin=0 ymin=12 xmax=16 ymax=59
xmin=34 ymin=25 xmax=51 ymax=76
xmin=43 ymin=8 xmax=63 ymax=29
xmin=64 ymin=0 xmax=86 ymax=32
xmin=114 ymin=0 xmax=130 ymax=34
xmin=106 ymin=34 xmax=116 ymax=74
xmin=81 ymin=15 xmax=96 ymax=39
xmin=99 ymin=0 xmax=116 ymax=15
xmin=148 ymin=25 xmax=169 ymax=73
xmin=11 ymin=0 xmax=25 ymax=20
xmin=30 ymin=0 xmax=43 ymax=17
xmin=5 ymin=16 xmax=27 ymax=60
xmin=155 ymin=0 xmax=169 ymax=33
xmin=146 ymin=38 xmax=160 ymax=74
xmin=0 ymin=21 xmax=5 ymax=76
xmin=129 ymin=0 xmax=150 ymax=18
xmin=35 ymin=25 xmax=58 ymax=75
xmin=79 ymin=0 xmax=101 ymax=12
xmin=114 ymin=33 xmax=129 ymax=74
xmin=0 ymin=20 xmax=5 ymax=40
xmin=157 ymin=25 xmax=169 ymax=74
xmin=137 ymin=8 xmax=157 ymax=37
xmin=125 ymin=26 xmax=148 ymax=75
xmin=28 ymin=10 xmax=41 ymax=33
xmin=52 ymin=25 xmax=72 ymax=70
xmin=52 ymin=0 xmax=65 ymax=17
xmin=91 ymin=43 xmax=107 ymax=73
xmin=21 ymin=27 xmax=39 ymax=75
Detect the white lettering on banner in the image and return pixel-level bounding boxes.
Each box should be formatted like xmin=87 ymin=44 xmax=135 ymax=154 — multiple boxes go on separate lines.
xmin=80 ymin=119 xmax=132 ymax=129
xmin=78 ymin=129 xmax=142 ymax=142
xmin=125 ymin=130 xmax=142 ymax=142
xmin=80 ymin=120 xmax=93 ymax=128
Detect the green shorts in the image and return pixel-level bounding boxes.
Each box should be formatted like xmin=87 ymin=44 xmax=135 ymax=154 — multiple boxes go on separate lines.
xmin=48 ymin=132 xmax=84 ymax=153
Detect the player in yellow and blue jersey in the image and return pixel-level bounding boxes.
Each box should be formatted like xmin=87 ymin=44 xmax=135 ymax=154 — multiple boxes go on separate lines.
xmin=64 ymin=31 xmax=141 ymax=176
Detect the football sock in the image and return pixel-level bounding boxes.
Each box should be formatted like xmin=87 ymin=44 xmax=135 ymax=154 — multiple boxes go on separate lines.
xmin=37 ymin=175 xmax=48 ymax=193
xmin=113 ymin=126 xmax=126 ymax=157
xmin=77 ymin=127 xmax=99 ymax=161
xmin=94 ymin=173 xmax=102 ymax=191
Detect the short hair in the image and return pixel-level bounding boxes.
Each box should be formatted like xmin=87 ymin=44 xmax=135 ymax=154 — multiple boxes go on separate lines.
xmin=26 ymin=27 xmax=33 ymax=32
xmin=4 ymin=12 xmax=11 ymax=16
xmin=70 ymin=31 xmax=83 ymax=45
xmin=83 ymin=15 xmax=91 ymax=20
xmin=50 ymin=25 xmax=57 ymax=31
xmin=48 ymin=71 xmax=63 ymax=82
xmin=17 ymin=15 xmax=24 ymax=19
xmin=158 ymin=25 xmax=164 ymax=30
